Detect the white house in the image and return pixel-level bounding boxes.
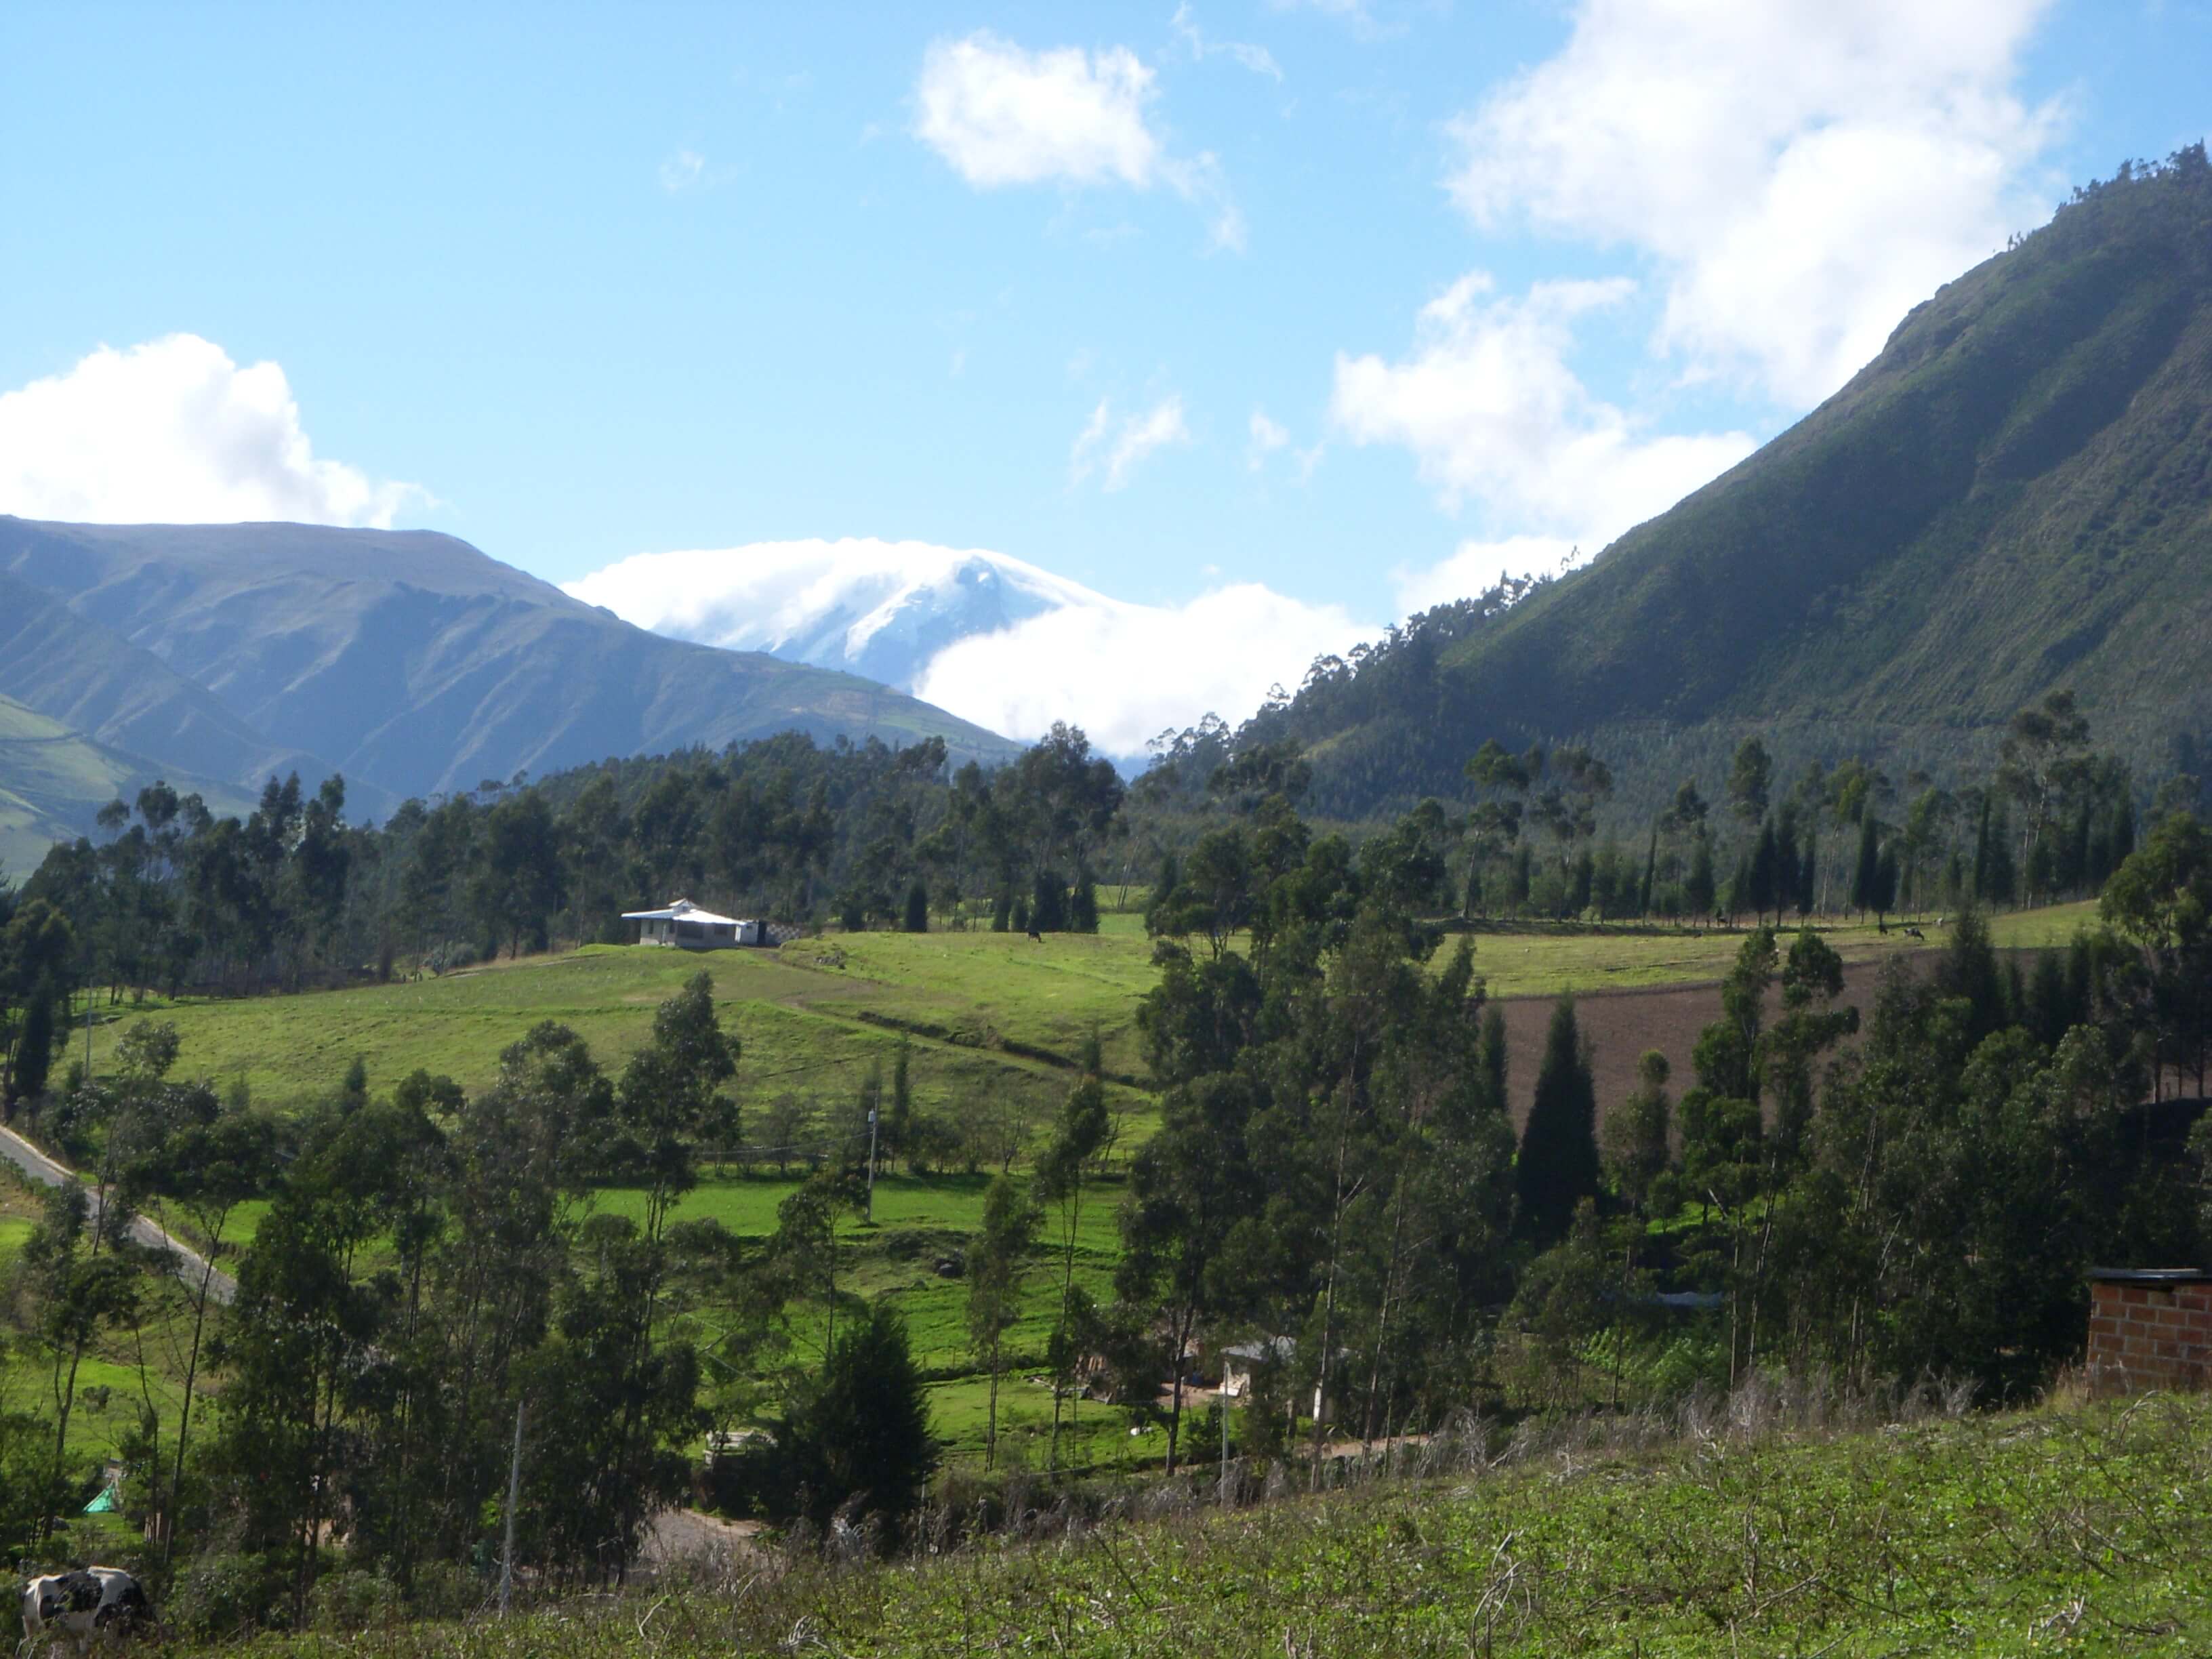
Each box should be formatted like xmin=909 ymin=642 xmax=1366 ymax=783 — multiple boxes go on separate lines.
xmin=621 ymin=898 xmax=759 ymax=949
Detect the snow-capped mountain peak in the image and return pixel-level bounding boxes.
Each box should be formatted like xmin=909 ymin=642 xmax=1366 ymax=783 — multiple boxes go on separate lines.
xmin=565 ymin=537 xmax=1118 ymax=692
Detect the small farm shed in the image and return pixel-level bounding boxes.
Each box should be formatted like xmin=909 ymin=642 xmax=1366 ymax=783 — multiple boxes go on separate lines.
xmin=622 ymin=899 xmax=758 ymax=949
xmin=2086 ymin=1267 xmax=2212 ymax=1392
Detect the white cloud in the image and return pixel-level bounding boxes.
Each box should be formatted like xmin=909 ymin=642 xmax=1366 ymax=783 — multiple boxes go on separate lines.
xmin=567 ymin=535 xmax=1367 ymax=758
xmin=0 ymin=334 xmax=422 ymax=527
xmin=1331 ymin=271 xmax=1755 ymax=540
xmin=916 ymin=32 xmax=1164 ymax=188
xmin=1391 ymin=535 xmax=1581 ymax=616
xmin=659 ymin=148 xmax=705 ymax=191
xmin=1071 ymin=395 xmax=1191 ymax=490
xmin=1446 ymin=0 xmax=2059 ymax=403
xmin=914 ymin=583 xmax=1368 ymax=755
xmin=1247 ymin=409 xmax=1290 ymax=469
xmin=1170 ymin=5 xmax=1284 ymax=80
xmin=914 ymin=30 xmax=1244 ymax=250
xmin=1069 ymin=399 xmax=1113 ymax=480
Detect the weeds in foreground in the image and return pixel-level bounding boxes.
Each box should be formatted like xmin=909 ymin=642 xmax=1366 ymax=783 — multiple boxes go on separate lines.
xmin=161 ymin=1380 xmax=2212 ymax=1657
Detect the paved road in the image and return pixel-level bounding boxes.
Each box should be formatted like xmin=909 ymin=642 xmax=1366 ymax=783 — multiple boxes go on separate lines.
xmin=0 ymin=1121 xmax=237 ymax=1305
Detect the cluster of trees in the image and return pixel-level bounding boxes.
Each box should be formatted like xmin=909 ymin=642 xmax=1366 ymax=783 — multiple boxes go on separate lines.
xmin=1090 ymin=796 xmax=2212 ymax=1464
xmin=3 ymin=725 xmax=1128 ymax=1022
xmin=1443 ymin=693 xmax=2148 ymax=926
xmin=0 ymin=977 xmax=947 ymax=1625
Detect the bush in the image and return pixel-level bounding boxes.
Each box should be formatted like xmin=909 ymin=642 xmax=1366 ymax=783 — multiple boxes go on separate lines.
xmin=310 ymin=1569 xmax=403 ymax=1633
xmin=169 ymin=1549 xmax=293 ymax=1639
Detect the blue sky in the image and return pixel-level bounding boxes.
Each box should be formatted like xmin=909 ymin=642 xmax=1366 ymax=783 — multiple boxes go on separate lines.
xmin=2 ymin=1 xmax=2205 ymax=748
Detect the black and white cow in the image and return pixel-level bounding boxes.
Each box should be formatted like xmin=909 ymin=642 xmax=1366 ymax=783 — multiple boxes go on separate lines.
xmin=20 ymin=1567 xmax=148 ymax=1653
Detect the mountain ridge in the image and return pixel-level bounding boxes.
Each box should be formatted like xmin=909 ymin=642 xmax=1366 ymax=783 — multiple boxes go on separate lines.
xmin=1252 ymin=148 xmax=2212 ymax=815
xmin=0 ymin=517 xmax=1022 ymax=846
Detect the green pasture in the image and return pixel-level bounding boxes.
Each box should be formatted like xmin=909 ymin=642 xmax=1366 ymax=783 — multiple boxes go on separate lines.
xmin=601 ymin=1172 xmax=1134 ymax=1465
xmin=106 ymin=934 xmax=1156 ymax=1136
xmin=106 ymin=899 xmax=2099 ymax=1124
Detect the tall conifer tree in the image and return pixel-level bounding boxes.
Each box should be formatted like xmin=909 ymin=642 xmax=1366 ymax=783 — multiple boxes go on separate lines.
xmin=1515 ymin=996 xmax=1601 ymax=1248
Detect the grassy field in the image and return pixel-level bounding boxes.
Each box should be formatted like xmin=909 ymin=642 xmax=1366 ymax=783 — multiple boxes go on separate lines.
xmin=188 ymin=1389 xmax=2212 ymax=1656
xmin=596 ymin=1170 xmax=1134 ymax=1469
xmin=100 ymin=900 xmax=2096 ymax=1117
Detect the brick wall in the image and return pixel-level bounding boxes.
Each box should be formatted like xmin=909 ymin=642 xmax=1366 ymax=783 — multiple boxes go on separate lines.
xmin=2087 ymin=1269 xmax=2212 ymax=1392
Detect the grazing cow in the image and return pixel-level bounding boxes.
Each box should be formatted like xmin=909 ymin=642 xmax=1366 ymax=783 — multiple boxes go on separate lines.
xmin=21 ymin=1567 xmax=148 ymax=1654
xmin=1904 ymin=924 xmax=1926 ymax=940
xmin=1025 ymin=928 xmax=1043 ymax=942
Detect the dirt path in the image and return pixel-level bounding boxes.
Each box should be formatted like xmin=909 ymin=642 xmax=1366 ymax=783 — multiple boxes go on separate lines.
xmin=0 ymin=1121 xmax=237 ymax=1305
xmin=640 ymin=1507 xmax=763 ymax=1569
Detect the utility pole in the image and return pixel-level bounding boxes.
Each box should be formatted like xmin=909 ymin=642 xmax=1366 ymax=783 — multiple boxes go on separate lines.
xmin=499 ymin=1397 xmax=527 ymax=1616
xmin=865 ymin=1105 xmax=879 ymax=1220
xmin=1220 ymin=1389 xmax=1231 ymax=1507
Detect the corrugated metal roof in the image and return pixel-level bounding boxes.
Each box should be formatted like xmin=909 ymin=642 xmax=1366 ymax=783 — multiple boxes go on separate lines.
xmin=621 ymin=897 xmax=747 ymax=926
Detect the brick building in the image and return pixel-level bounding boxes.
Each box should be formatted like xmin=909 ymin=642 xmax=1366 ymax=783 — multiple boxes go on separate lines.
xmin=2086 ymin=1268 xmax=2212 ymax=1392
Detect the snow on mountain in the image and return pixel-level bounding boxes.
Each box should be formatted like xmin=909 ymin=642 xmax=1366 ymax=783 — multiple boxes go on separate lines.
xmin=567 ymin=537 xmax=1374 ymax=759
xmin=564 ymin=537 xmax=1114 ymax=693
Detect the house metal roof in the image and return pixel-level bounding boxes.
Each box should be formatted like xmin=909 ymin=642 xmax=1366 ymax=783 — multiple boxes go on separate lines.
xmin=620 ymin=898 xmax=747 ymax=926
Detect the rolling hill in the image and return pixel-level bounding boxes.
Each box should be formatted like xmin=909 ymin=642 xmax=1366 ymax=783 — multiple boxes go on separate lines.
xmin=1260 ymin=148 xmax=2212 ymax=815
xmin=0 ymin=518 xmax=1022 ymax=848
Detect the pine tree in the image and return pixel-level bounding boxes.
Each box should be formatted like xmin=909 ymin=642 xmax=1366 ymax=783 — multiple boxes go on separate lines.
xmin=1069 ymin=867 xmax=1100 ymax=933
xmin=12 ymin=986 xmax=57 ymax=1107
xmin=1749 ymin=817 xmax=1780 ymax=923
xmin=773 ymin=1302 xmax=937 ymax=1544
xmin=1479 ymin=1005 xmax=1509 ymax=1115
xmin=1852 ymin=808 xmax=1881 ymax=918
xmin=1515 ymin=996 xmax=1601 ymax=1248
xmin=1686 ymin=833 xmax=1717 ymax=919
xmin=1031 ymin=869 xmax=1068 ymax=933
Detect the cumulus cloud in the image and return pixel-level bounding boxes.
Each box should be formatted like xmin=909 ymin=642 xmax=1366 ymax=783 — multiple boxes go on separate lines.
xmin=565 ymin=536 xmax=1113 ymax=670
xmin=914 ymin=30 xmax=1244 ymax=249
xmin=0 ymin=335 xmax=421 ymax=527
xmin=1071 ymin=395 xmax=1191 ymax=490
xmin=1332 ymin=271 xmax=1755 ymax=542
xmin=568 ymin=534 xmax=1368 ymax=758
xmin=1391 ymin=535 xmax=1582 ymax=616
xmin=1446 ymin=0 xmax=2059 ymax=403
xmin=914 ymin=583 xmax=1368 ymax=756
xmin=917 ymin=32 xmax=1162 ymax=188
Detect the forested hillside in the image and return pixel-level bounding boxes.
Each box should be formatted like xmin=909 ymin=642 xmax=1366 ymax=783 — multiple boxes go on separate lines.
xmin=1248 ymin=148 xmax=2212 ymax=818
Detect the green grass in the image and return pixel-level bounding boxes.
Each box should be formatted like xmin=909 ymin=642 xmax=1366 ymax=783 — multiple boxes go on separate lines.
xmin=196 ymin=1391 xmax=2212 ymax=1656
xmin=597 ymin=1172 xmax=1135 ymax=1467
xmin=109 ymin=936 xmax=1156 ymax=1136
xmin=111 ymin=902 xmax=2094 ymax=1122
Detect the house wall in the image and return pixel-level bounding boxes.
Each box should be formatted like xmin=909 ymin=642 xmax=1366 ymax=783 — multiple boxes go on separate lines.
xmin=2087 ymin=1274 xmax=2212 ymax=1392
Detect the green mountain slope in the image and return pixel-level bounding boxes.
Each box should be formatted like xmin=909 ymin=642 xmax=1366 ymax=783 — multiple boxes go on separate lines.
xmin=1265 ymin=150 xmax=2212 ymax=815
xmin=0 ymin=517 xmax=1021 ymax=831
xmin=0 ymin=694 xmax=251 ymax=875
